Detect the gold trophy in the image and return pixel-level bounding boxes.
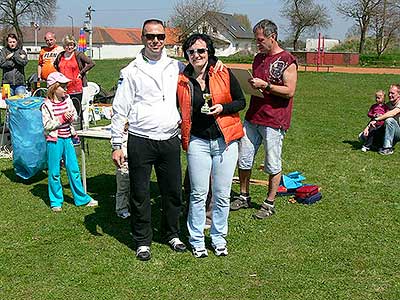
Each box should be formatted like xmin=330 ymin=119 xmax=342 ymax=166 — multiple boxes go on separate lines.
xmin=201 ymin=93 xmax=212 ymax=114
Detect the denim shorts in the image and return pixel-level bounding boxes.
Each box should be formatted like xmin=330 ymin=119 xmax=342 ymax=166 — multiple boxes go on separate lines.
xmin=238 ymin=120 xmax=285 ymax=174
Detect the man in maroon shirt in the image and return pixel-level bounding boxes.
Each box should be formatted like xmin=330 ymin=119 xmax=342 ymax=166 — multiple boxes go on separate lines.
xmin=230 ymin=19 xmax=298 ymax=219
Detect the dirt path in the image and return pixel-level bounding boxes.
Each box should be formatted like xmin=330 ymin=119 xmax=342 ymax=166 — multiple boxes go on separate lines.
xmin=226 ymin=63 xmax=400 ymax=75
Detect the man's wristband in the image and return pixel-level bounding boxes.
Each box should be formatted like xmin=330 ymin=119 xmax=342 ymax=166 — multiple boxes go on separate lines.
xmin=264 ymin=82 xmax=271 ymax=92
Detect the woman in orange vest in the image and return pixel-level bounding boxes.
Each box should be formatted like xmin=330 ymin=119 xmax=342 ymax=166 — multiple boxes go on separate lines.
xmin=177 ymin=33 xmax=245 ymax=258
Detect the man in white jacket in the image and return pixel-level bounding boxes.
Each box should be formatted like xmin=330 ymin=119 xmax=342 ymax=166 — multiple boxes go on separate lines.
xmin=111 ymin=19 xmax=186 ymax=261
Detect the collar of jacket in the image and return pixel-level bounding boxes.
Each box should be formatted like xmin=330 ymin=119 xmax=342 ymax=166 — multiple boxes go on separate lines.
xmin=136 ymin=48 xmax=170 ymax=65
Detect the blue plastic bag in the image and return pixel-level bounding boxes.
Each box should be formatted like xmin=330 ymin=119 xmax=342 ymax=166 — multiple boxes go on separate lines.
xmin=6 ymin=97 xmax=47 ymax=179
xmin=280 ymin=171 xmax=305 ymax=189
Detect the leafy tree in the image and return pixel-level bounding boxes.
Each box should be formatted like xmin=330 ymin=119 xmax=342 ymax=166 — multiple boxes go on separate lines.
xmin=0 ymin=0 xmax=56 ymax=44
xmin=281 ymin=0 xmax=331 ymax=51
xmin=170 ymin=0 xmax=224 ymax=35
xmin=336 ymin=0 xmax=382 ymax=54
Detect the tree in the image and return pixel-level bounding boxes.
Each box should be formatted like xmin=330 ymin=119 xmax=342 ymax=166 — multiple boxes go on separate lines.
xmin=370 ymin=0 xmax=400 ymax=57
xmin=281 ymin=0 xmax=331 ymax=51
xmin=336 ymin=0 xmax=382 ymax=54
xmin=0 ymin=0 xmax=56 ymax=44
xmin=170 ymin=0 xmax=225 ymax=35
xmin=233 ymin=13 xmax=252 ymax=31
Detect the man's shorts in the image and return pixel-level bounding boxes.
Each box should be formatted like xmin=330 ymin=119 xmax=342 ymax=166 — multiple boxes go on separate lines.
xmin=238 ymin=120 xmax=286 ymax=175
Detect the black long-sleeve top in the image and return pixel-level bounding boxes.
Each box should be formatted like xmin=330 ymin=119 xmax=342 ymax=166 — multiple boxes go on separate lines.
xmin=182 ymin=59 xmax=246 ymax=140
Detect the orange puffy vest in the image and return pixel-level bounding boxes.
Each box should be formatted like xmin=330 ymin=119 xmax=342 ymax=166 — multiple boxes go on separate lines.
xmin=177 ymin=66 xmax=244 ymax=151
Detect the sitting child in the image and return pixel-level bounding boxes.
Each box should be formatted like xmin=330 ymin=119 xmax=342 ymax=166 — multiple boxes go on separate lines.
xmin=360 ymin=90 xmax=389 ymax=152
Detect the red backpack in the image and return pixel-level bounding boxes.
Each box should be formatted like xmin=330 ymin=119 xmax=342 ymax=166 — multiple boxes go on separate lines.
xmin=295 ymin=185 xmax=322 ymax=204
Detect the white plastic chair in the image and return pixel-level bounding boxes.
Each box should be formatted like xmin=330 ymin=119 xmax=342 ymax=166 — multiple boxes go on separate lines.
xmin=82 ymin=82 xmax=100 ymax=127
xmin=32 ymin=87 xmax=48 ymax=98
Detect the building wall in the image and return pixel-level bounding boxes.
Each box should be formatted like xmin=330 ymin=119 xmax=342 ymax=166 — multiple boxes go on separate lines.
xmin=305 ymin=39 xmax=340 ymax=51
xmin=91 ymin=44 xmax=143 ymax=60
xmin=292 ymin=51 xmax=359 ymax=65
xmin=306 ymin=52 xmax=359 ymax=65
xmin=214 ymin=38 xmax=253 ymax=56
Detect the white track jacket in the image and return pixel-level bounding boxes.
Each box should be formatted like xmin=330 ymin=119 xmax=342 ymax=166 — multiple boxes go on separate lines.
xmin=111 ymin=49 xmax=185 ymax=147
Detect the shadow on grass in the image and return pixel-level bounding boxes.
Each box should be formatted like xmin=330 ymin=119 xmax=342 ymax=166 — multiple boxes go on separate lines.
xmin=2 ymin=168 xmax=47 ymax=184
xmin=3 ymin=167 xmax=77 ymax=208
xmin=343 ymin=126 xmax=385 ymax=151
xmin=83 ymin=174 xmax=189 ymax=251
xmin=342 ymin=140 xmax=363 ymax=150
xmin=342 ymin=139 xmax=383 ymax=152
xmin=30 ymin=183 xmax=76 ymax=207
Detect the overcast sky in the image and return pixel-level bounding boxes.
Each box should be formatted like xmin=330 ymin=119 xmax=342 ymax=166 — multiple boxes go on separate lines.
xmin=54 ymin=0 xmax=353 ymax=41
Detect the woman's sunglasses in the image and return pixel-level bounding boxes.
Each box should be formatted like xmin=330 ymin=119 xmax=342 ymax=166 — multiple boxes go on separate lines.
xmin=186 ymin=48 xmax=208 ymax=56
xmin=144 ymin=34 xmax=166 ymax=41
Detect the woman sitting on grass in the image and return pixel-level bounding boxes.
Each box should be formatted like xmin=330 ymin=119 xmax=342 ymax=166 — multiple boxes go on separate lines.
xmin=41 ymin=72 xmax=97 ymax=212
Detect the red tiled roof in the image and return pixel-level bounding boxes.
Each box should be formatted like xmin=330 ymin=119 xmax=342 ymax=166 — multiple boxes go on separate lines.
xmin=20 ymin=26 xmax=181 ymax=46
xmin=102 ymin=28 xmax=142 ymax=44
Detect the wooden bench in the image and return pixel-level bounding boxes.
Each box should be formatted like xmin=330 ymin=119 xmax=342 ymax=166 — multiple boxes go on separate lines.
xmin=303 ymin=64 xmax=334 ymax=72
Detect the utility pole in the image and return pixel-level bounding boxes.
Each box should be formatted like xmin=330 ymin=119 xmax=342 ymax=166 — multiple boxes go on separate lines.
xmin=68 ymin=15 xmax=74 ymax=37
xmin=30 ymin=22 xmax=40 ymax=46
xmin=83 ymin=6 xmax=95 ymax=58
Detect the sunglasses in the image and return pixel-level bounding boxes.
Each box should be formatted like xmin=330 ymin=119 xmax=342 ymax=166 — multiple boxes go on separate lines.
xmin=59 ymin=83 xmax=68 ymax=89
xmin=144 ymin=34 xmax=166 ymax=41
xmin=186 ymin=48 xmax=208 ymax=56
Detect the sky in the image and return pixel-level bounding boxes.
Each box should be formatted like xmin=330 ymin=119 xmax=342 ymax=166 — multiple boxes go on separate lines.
xmin=54 ymin=0 xmax=354 ymax=41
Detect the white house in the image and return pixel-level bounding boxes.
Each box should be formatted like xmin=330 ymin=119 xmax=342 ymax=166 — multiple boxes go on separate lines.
xmin=184 ymin=12 xmax=254 ymax=56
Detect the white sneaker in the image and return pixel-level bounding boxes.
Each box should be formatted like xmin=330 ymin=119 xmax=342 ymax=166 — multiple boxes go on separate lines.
xmin=136 ymin=246 xmax=151 ymax=261
xmin=86 ymin=199 xmax=98 ymax=207
xmin=51 ymin=206 xmax=62 ymax=212
xmin=214 ymin=245 xmax=228 ymax=257
xmin=361 ymin=146 xmax=370 ymax=152
xmin=192 ymin=248 xmax=208 ymax=258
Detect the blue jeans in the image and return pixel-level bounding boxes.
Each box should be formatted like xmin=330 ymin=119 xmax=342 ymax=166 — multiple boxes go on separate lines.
xmin=238 ymin=120 xmax=285 ymax=174
xmin=187 ymin=136 xmax=238 ymax=250
xmin=47 ymin=138 xmax=91 ymax=207
xmin=383 ymin=118 xmax=400 ymax=148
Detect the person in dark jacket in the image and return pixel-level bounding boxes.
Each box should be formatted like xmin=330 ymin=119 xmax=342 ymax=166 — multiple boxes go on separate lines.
xmin=0 ymin=33 xmax=28 ymax=95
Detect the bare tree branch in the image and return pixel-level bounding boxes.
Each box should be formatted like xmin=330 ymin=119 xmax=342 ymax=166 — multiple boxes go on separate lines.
xmin=170 ymin=0 xmax=225 ymax=35
xmin=281 ymin=0 xmax=331 ymax=50
xmin=336 ymin=0 xmax=383 ymax=53
xmin=233 ymin=13 xmax=252 ymax=31
xmin=0 ymin=0 xmax=56 ymax=44
xmin=370 ymin=0 xmax=400 ymax=57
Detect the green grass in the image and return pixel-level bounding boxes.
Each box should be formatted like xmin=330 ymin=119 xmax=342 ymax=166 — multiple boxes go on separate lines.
xmin=1 ymin=63 xmax=400 ymax=299
xmin=360 ymin=53 xmax=400 ymax=68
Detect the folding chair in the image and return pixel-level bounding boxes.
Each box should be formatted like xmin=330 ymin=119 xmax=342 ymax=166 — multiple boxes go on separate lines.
xmin=82 ymin=82 xmax=100 ymax=128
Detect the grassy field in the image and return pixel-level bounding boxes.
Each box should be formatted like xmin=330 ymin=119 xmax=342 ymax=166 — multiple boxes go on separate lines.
xmin=1 ymin=61 xmax=400 ymax=299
